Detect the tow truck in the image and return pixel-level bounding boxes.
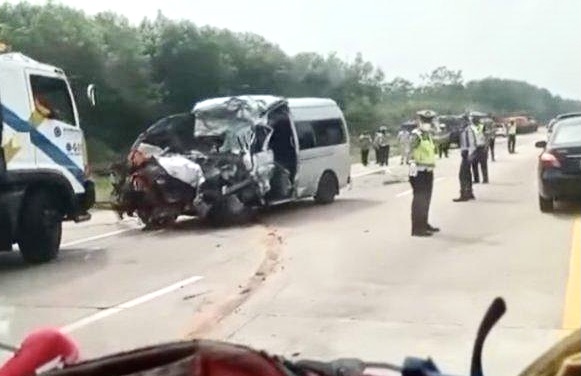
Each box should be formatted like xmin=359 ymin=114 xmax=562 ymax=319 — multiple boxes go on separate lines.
xmin=0 ymin=44 xmax=96 ymax=263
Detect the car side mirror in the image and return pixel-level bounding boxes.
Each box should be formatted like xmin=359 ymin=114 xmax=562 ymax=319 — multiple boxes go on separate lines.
xmin=535 ymin=141 xmax=547 ymax=149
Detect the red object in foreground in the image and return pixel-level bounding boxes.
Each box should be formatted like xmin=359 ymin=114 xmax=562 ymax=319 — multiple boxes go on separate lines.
xmin=0 ymin=328 xmax=79 ymax=376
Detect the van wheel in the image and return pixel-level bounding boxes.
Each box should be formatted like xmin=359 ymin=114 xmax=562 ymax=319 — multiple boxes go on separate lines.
xmin=539 ymin=195 xmax=554 ymax=213
xmin=18 ymin=190 xmax=62 ymax=264
xmin=314 ymin=172 xmax=338 ymax=205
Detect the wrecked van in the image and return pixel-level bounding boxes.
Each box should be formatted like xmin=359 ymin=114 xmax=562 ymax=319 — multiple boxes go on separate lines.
xmin=111 ymin=96 xmax=350 ymax=226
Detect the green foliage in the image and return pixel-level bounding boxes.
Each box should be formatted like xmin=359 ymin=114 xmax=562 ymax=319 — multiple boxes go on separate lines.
xmin=1 ymin=2 xmax=580 ymax=163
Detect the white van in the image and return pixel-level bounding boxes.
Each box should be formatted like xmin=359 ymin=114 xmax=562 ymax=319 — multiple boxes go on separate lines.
xmin=116 ymin=95 xmax=351 ymax=225
xmin=287 ymin=97 xmax=351 ymax=202
xmin=190 ymin=95 xmax=351 ymax=205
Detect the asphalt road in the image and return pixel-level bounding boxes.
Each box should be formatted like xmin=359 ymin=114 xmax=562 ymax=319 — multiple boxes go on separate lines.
xmin=1 ymin=131 xmax=579 ymax=376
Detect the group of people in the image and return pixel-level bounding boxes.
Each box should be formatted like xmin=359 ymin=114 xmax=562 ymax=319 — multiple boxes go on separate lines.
xmin=454 ymin=114 xmax=518 ymax=202
xmin=358 ymin=126 xmax=391 ymax=166
xmin=368 ymin=110 xmax=518 ymax=237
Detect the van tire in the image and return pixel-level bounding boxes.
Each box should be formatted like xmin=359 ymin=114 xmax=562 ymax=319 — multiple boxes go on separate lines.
xmin=18 ymin=189 xmax=62 ymax=264
xmin=539 ymin=195 xmax=554 ymax=213
xmin=314 ymin=172 xmax=338 ymax=205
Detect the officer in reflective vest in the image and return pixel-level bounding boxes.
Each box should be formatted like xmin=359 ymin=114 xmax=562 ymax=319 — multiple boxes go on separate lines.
xmin=507 ymin=119 xmax=517 ymax=153
xmin=454 ymin=114 xmax=477 ymax=202
xmin=407 ymin=110 xmax=440 ymax=237
xmin=471 ymin=116 xmax=489 ymax=184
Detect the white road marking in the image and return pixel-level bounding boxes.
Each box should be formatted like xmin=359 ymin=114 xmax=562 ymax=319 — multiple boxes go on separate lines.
xmin=396 ymin=189 xmax=412 ymax=197
xmin=352 ymin=168 xmax=385 ymax=179
xmin=61 ymin=275 xmax=204 ymax=333
xmin=61 ymin=229 xmax=134 ymax=248
xmin=395 ymin=177 xmax=446 ymax=197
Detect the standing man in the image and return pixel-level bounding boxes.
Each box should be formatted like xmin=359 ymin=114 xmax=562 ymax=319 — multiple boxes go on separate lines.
xmin=373 ymin=128 xmax=382 ymax=165
xmin=397 ymin=127 xmax=411 ymax=165
xmin=358 ymin=131 xmax=373 ymax=166
xmin=407 ymin=110 xmax=440 ymax=237
xmin=507 ymin=119 xmax=517 ymax=153
xmin=471 ymin=116 xmax=489 ymax=184
xmin=453 ymin=114 xmax=477 ymax=202
xmin=435 ymin=121 xmax=450 ymax=158
xmin=374 ymin=126 xmax=390 ymax=166
xmin=486 ymin=120 xmax=496 ymax=162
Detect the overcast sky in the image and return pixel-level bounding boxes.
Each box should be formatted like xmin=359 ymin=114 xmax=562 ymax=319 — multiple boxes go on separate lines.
xmin=9 ymin=0 xmax=581 ymax=99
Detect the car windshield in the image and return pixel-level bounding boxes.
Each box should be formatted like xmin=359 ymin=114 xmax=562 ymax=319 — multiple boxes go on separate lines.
xmin=194 ymin=115 xmax=254 ymax=153
xmin=134 ymin=113 xmax=196 ymax=151
xmin=552 ymin=120 xmax=581 ymax=145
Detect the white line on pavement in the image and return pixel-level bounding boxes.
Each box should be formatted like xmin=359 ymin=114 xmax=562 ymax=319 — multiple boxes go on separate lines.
xmin=395 ymin=177 xmax=446 ymax=197
xmin=396 ymin=189 xmax=412 ymax=197
xmin=352 ymin=168 xmax=385 ymax=179
xmin=61 ymin=229 xmax=134 ymax=248
xmin=61 ymin=275 xmax=204 ymax=333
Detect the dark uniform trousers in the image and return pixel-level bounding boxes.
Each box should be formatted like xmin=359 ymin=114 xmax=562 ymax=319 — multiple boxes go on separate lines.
xmin=471 ymin=146 xmax=489 ymax=183
xmin=361 ymin=149 xmax=370 ymax=166
xmin=410 ymin=170 xmax=434 ymax=232
xmin=489 ymin=138 xmax=495 ymax=161
xmin=508 ymin=135 xmax=516 ymax=153
xmin=377 ymin=145 xmax=390 ymax=165
xmin=438 ymin=143 xmax=449 ymax=158
xmin=459 ymin=150 xmax=473 ymax=198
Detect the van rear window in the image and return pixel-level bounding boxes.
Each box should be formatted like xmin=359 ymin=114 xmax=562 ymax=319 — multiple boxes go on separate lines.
xmin=295 ymin=118 xmax=346 ymax=150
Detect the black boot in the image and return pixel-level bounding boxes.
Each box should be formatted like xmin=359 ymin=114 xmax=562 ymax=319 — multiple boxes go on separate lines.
xmin=427 ymin=224 xmax=440 ymax=232
xmin=412 ymin=230 xmax=433 ymax=237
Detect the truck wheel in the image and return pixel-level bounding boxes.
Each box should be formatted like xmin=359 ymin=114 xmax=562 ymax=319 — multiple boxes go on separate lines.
xmin=18 ymin=190 xmax=62 ymax=264
xmin=314 ymin=172 xmax=338 ymax=205
xmin=539 ymin=195 xmax=554 ymax=213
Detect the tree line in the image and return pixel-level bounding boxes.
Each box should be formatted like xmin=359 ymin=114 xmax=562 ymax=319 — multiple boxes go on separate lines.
xmin=1 ymin=2 xmax=580 ymax=164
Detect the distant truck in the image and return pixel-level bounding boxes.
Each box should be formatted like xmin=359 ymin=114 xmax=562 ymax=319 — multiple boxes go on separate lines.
xmin=502 ymin=115 xmax=538 ymax=134
xmin=437 ymin=115 xmax=464 ymax=146
xmin=0 ymin=50 xmax=95 ymax=263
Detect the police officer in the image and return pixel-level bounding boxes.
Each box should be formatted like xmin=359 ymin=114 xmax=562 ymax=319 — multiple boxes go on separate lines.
xmin=507 ymin=119 xmax=517 ymax=153
xmin=358 ymin=131 xmax=373 ymax=166
xmin=408 ymin=110 xmax=440 ymax=237
xmin=471 ymin=116 xmax=489 ymax=184
xmin=453 ymin=114 xmax=477 ymax=202
xmin=397 ymin=127 xmax=411 ymax=165
xmin=435 ymin=120 xmax=450 ymax=158
xmin=485 ymin=119 xmax=496 ymax=162
xmin=374 ymin=126 xmax=390 ymax=166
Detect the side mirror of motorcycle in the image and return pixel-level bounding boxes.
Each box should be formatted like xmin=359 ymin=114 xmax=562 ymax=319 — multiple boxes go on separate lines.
xmin=469 ymin=297 xmax=506 ymax=376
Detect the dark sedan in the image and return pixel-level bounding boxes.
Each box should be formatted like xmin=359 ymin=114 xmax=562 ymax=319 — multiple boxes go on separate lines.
xmin=535 ymin=117 xmax=581 ymax=212
xmin=547 ymin=111 xmax=581 ymax=136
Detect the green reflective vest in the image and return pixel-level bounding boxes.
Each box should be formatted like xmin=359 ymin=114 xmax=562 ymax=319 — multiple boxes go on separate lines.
xmin=412 ymin=131 xmax=436 ymax=168
xmin=472 ymin=124 xmax=486 ymax=146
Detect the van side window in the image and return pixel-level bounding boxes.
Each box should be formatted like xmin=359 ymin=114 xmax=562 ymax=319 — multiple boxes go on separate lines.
xmin=30 ymin=75 xmax=77 ymax=126
xmin=295 ymin=121 xmax=316 ymax=150
xmin=312 ymin=118 xmax=346 ymax=146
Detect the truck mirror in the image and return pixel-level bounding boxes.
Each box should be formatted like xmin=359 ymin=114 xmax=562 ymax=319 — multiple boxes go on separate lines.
xmin=87 ymin=84 xmax=96 ymax=107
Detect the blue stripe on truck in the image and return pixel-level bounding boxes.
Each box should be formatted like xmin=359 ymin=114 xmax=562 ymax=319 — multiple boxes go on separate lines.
xmin=1 ymin=104 xmax=85 ymax=184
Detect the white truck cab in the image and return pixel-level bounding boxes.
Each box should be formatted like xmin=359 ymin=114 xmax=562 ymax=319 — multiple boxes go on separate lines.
xmin=0 ymin=51 xmax=95 ymax=263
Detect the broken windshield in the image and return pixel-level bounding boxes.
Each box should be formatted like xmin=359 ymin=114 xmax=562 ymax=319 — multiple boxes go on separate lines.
xmin=193 ymin=97 xmax=274 ymax=153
